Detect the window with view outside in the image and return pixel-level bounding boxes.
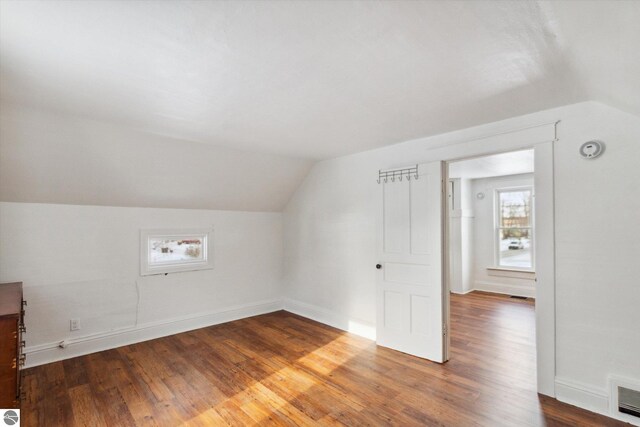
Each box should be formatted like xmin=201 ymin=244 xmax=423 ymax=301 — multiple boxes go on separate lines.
xmin=149 ymin=237 xmax=204 ymax=264
xmin=497 ymin=188 xmax=533 ymax=269
xmin=140 ymin=228 xmax=213 ymax=276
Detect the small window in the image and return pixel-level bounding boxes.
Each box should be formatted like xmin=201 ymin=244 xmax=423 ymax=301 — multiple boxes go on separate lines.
xmin=140 ymin=229 xmax=213 ymax=276
xmin=496 ymin=188 xmax=533 ymax=270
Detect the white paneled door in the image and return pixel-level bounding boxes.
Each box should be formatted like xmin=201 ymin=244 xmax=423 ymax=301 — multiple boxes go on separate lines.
xmin=376 ymin=161 xmax=446 ymax=362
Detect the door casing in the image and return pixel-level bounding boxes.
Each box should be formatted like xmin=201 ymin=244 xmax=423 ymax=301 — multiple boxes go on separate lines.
xmin=441 ymin=140 xmax=556 ymax=396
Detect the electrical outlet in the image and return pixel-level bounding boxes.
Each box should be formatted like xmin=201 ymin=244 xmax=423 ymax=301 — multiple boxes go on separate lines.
xmin=70 ymin=318 xmax=81 ymax=331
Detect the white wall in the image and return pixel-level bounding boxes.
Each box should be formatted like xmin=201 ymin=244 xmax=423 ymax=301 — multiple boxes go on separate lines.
xmin=0 ymin=202 xmax=284 ymax=366
xmin=283 ymin=101 xmax=640 ymax=419
xmin=471 ymin=173 xmax=535 ymax=297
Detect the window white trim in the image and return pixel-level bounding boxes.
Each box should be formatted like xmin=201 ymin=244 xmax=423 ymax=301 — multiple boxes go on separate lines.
xmin=486 ymin=266 xmax=536 ymax=279
xmin=140 ymin=228 xmax=214 ymax=276
xmin=494 ymin=186 xmax=534 ymax=270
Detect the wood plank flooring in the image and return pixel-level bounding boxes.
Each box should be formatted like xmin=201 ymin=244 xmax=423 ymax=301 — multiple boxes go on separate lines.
xmin=21 ymin=292 xmax=627 ymax=426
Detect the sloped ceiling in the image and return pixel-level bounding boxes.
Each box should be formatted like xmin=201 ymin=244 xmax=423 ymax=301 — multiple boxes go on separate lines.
xmin=1 ymin=1 xmax=638 ymax=162
xmin=0 ymin=103 xmax=313 ymax=212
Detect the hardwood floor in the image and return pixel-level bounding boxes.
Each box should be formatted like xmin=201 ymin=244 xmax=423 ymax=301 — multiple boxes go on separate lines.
xmin=21 ymin=292 xmax=627 ymax=426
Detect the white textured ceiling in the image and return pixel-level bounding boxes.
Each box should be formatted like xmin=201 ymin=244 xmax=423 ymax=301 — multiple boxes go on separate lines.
xmin=1 ymin=1 xmax=639 ymax=160
xmin=449 ymin=150 xmax=534 ymax=180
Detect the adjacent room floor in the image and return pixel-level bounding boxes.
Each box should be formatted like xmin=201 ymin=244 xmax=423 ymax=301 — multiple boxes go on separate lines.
xmin=21 ymin=292 xmax=624 ymax=426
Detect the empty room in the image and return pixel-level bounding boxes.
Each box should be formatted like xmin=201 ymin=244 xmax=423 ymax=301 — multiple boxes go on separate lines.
xmin=0 ymin=1 xmax=639 ymax=426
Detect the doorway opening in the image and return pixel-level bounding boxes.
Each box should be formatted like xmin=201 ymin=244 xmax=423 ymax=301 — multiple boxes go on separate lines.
xmin=447 ymin=149 xmax=536 ymax=297
xmin=444 ymin=148 xmax=538 ymax=387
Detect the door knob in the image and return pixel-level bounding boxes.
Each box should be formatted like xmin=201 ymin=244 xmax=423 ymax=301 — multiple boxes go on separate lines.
xmin=376 ymin=264 xmax=382 ymax=269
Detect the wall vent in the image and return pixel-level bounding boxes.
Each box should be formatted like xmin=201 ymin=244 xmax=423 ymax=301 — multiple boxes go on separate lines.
xmin=610 ymin=376 xmax=640 ymax=426
xmin=619 ymin=386 xmax=640 ymax=418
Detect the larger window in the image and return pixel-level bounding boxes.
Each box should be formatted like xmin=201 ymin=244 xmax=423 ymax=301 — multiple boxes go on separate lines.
xmin=140 ymin=228 xmax=213 ymax=275
xmin=496 ymin=188 xmax=533 ymax=269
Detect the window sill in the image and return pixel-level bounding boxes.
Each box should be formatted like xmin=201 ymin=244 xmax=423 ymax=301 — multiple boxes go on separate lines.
xmin=486 ymin=267 xmax=536 ymax=280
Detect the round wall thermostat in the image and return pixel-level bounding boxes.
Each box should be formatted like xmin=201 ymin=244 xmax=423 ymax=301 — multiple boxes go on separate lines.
xmin=579 ymin=140 xmax=605 ymax=159
xmin=476 ymin=192 xmax=485 ymax=200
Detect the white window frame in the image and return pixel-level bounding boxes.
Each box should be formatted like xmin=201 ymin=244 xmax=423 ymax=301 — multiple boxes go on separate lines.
xmin=140 ymin=228 xmax=214 ymax=276
xmin=494 ymin=186 xmax=534 ymax=271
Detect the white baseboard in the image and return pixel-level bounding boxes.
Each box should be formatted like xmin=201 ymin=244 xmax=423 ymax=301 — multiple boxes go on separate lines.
xmin=555 ymin=377 xmax=612 ymax=420
xmin=450 ymin=288 xmax=474 ymax=295
xmin=473 ymin=280 xmax=535 ymax=298
xmin=554 ymin=376 xmax=640 ymax=425
xmin=24 ymin=299 xmax=283 ymax=368
xmin=283 ymin=298 xmax=376 ymax=341
xmin=608 ymin=375 xmax=640 ymax=426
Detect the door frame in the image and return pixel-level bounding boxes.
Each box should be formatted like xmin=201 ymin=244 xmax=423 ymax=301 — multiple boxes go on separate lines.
xmin=442 ymin=138 xmax=556 ymax=397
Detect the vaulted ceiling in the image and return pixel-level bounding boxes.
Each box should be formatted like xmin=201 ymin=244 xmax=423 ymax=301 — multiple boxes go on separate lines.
xmin=1 ymin=1 xmax=638 ymax=161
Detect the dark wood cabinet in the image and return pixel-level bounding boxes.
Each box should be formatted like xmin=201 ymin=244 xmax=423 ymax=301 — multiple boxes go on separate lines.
xmin=0 ymin=282 xmax=25 ymax=409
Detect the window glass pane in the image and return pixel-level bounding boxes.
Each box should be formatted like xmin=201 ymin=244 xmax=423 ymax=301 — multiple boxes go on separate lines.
xmin=149 ymin=237 xmax=205 ymax=265
xmin=498 ymin=228 xmax=532 ymax=268
xmin=500 ymin=190 xmax=532 ymax=228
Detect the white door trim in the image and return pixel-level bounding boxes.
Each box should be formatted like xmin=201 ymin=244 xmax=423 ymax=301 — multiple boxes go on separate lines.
xmin=533 ymin=141 xmax=556 ymax=396
xmin=442 ymin=123 xmax=557 ymax=397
